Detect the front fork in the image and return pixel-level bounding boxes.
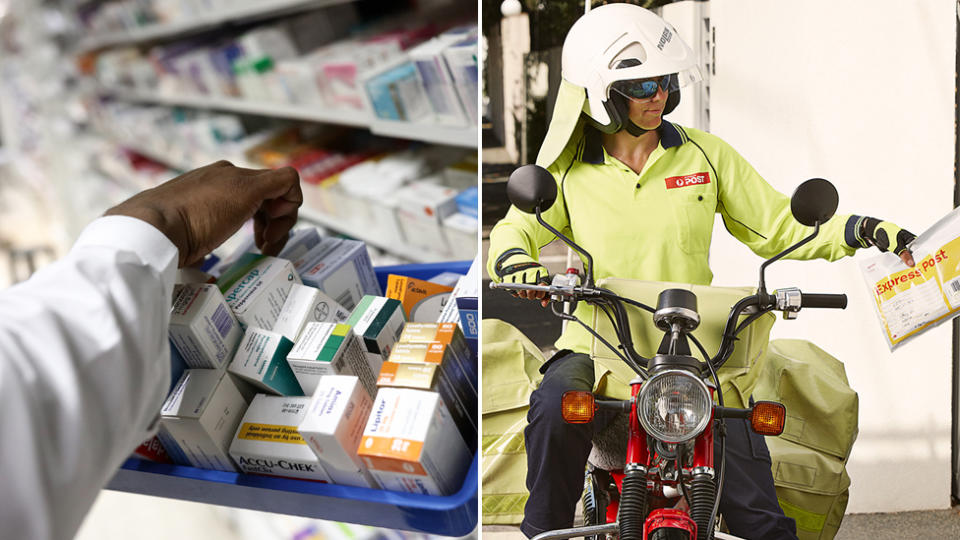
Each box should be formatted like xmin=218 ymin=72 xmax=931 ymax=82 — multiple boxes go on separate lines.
xmin=618 ymin=384 xmax=718 ymax=540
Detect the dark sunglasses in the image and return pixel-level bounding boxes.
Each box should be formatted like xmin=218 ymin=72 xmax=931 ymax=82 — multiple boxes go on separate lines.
xmin=613 ymin=74 xmax=672 ymax=100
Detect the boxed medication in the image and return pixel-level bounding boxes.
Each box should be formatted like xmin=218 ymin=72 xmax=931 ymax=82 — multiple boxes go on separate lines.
xmin=286 ymin=322 xmax=377 ymax=396
xmin=273 ymin=283 xmax=351 ymax=342
xmin=358 ymin=388 xmax=471 ymax=496
xmin=158 ymin=369 xmax=249 ymax=472
xmin=229 ymin=395 xmax=332 ymax=482
xmin=346 ymin=295 xmax=407 ymax=367
xmin=443 ymin=213 xmax=479 ymax=261
xmin=443 ymin=34 xmax=479 ymax=125
xmin=169 ymin=284 xmax=243 ymax=369
xmin=298 ymin=375 xmax=380 ymax=488
xmin=217 ymin=254 xmax=301 ymax=330
xmin=456 ymin=257 xmax=480 ymax=340
xmin=228 ymin=328 xmax=303 ymax=396
xmin=297 ymin=238 xmax=381 ymax=312
xmin=409 ymin=36 xmax=469 ymax=126
xmin=277 ymin=228 xmax=322 ymax=261
xmin=132 ymin=435 xmax=173 ymax=464
xmin=364 ymin=59 xmax=432 ymax=122
xmin=393 ymin=180 xmax=459 ymax=255
xmin=399 ymin=322 xmax=476 ymax=385
xmin=386 ymin=274 xmax=454 ymax=322
xmin=379 ymin=342 xmax=477 ymax=451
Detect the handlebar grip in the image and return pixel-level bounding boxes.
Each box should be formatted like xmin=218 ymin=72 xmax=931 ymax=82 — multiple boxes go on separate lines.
xmin=800 ymin=293 xmax=847 ymax=309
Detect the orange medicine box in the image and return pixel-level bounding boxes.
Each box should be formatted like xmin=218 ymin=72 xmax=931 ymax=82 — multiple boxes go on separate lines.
xmin=385 ymin=274 xmax=454 ymax=322
xmin=358 ymin=388 xmax=471 ymax=496
xmin=397 ymin=322 xmax=476 ymax=388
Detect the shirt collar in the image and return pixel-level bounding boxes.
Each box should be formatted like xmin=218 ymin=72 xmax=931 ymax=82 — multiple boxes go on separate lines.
xmin=579 ymin=121 xmax=685 ymax=165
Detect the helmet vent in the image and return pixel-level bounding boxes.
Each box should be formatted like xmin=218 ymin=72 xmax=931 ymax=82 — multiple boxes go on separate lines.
xmin=609 ymin=42 xmax=646 ymax=69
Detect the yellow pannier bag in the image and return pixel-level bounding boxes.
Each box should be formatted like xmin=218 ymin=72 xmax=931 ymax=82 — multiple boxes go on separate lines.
xmin=481 ymin=319 xmax=546 ymax=525
xmin=753 ymin=339 xmax=858 ymax=539
xmin=589 ymin=278 xmax=775 ymax=405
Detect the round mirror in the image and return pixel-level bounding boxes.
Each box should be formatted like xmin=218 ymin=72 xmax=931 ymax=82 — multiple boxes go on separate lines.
xmin=791 ymin=178 xmax=838 ymax=226
xmin=507 ymin=165 xmax=557 ymax=214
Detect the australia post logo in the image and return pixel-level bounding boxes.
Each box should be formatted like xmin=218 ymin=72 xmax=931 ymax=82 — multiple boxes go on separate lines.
xmin=665 ymin=172 xmax=711 ymax=190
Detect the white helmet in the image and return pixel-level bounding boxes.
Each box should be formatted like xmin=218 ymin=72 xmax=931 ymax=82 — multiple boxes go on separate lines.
xmin=562 ymin=3 xmax=702 ymax=131
xmin=536 ymin=4 xmax=702 ymax=167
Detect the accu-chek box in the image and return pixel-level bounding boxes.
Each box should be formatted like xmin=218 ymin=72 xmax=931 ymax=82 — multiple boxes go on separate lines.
xmin=158 ymin=369 xmax=249 ymax=472
xmin=228 ymin=327 xmax=303 ymax=396
xmin=217 ymin=254 xmax=301 ymax=330
xmin=358 ymin=388 xmax=471 ymax=496
xmin=229 ymin=395 xmax=332 ymax=482
xmin=169 ymin=284 xmax=243 ymax=369
xmin=298 ymin=375 xmax=380 ymax=489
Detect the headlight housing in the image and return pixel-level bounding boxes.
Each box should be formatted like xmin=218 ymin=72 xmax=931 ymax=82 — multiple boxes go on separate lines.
xmin=637 ymin=369 xmax=712 ymax=443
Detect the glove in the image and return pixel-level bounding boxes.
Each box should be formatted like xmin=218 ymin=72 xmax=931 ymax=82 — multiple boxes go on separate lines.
xmin=494 ymin=248 xmax=549 ymax=288
xmin=855 ymin=216 xmax=916 ymax=257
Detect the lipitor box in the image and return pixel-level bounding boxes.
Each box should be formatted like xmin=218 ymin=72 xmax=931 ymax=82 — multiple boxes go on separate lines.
xmin=273 ymin=284 xmax=351 ymax=342
xmin=229 ymin=395 xmax=332 ymax=482
xmin=386 ymin=274 xmax=454 ymax=322
xmin=158 ymin=369 xmax=249 ymax=472
xmin=381 ymin=342 xmax=477 ymax=451
xmin=346 ymin=295 xmax=407 ymax=368
xmin=398 ymin=322 xmax=476 ymax=387
xmin=286 ymin=322 xmax=377 ymax=397
xmin=358 ymin=388 xmax=471 ymax=496
xmin=169 ymin=284 xmax=244 ymax=369
xmin=228 ymin=328 xmax=303 ymax=396
xmin=298 ymin=375 xmax=380 ymax=488
xmin=217 ymin=254 xmax=302 ymax=330
xmin=298 ymin=238 xmax=380 ymax=312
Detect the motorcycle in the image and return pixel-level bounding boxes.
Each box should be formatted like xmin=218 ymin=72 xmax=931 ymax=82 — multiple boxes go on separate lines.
xmin=490 ymin=165 xmax=849 ymax=540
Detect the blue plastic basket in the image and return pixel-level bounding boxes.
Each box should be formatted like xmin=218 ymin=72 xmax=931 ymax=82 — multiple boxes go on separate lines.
xmin=106 ymin=262 xmax=478 ymax=536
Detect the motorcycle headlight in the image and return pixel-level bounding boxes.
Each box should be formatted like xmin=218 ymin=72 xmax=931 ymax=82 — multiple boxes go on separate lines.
xmin=637 ymin=370 xmax=712 ymax=443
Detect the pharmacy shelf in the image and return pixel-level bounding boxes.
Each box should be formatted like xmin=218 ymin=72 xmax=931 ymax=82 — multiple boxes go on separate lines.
xmin=77 ymin=0 xmax=355 ymax=52
xmin=371 ymin=119 xmax=477 ymax=149
xmin=95 ymin=132 xmax=457 ymax=264
xmin=101 ymin=89 xmax=478 ymax=148
xmin=297 ymin=207 xmax=448 ymax=264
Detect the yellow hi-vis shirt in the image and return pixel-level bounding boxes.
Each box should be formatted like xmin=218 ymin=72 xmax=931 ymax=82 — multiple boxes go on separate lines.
xmin=487 ymin=121 xmax=859 ymax=356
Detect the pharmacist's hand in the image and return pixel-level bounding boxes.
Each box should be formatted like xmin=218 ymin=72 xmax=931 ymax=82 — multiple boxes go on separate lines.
xmin=857 ymin=217 xmax=917 ymax=267
xmin=494 ymin=251 xmax=550 ymax=302
xmin=105 ymin=161 xmax=302 ymax=267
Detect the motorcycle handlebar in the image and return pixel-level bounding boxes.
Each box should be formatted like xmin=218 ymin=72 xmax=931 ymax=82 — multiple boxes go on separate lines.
xmin=800 ymin=293 xmax=847 ymax=309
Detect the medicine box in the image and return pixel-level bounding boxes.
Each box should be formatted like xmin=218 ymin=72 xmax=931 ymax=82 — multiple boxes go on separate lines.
xmin=297 ymin=238 xmax=381 ymax=312
xmin=158 ymin=369 xmax=249 ymax=473
xmin=229 ymin=395 xmax=332 ymax=482
xmin=456 ymin=256 xmax=479 ymax=340
xmin=379 ymin=342 xmax=476 ymax=452
xmin=443 ymin=34 xmax=479 ymax=125
xmin=358 ymin=388 xmax=471 ymax=496
xmin=277 ymin=228 xmax=322 ymax=261
xmin=298 ymin=375 xmax=380 ymax=489
xmin=217 ymin=254 xmax=301 ymax=330
xmin=273 ymin=284 xmax=351 ymax=342
xmin=169 ymin=284 xmax=243 ymax=369
xmin=442 ymin=213 xmax=478 ymax=261
xmin=346 ymin=295 xmax=407 ymax=368
xmin=228 ymin=328 xmax=303 ymax=396
xmin=386 ymin=274 xmax=454 ymax=323
xmin=409 ymin=36 xmax=469 ymax=126
xmin=364 ymin=59 xmax=432 ymax=122
xmin=392 ymin=180 xmax=459 ymax=257
xmin=286 ymin=322 xmax=377 ymax=397
xmin=398 ymin=322 xmax=476 ymax=387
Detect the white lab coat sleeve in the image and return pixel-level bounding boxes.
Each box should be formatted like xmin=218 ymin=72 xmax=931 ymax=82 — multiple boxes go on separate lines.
xmin=0 ymin=215 xmax=179 ymax=540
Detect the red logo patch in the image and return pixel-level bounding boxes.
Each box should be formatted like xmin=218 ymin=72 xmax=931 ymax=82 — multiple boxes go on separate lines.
xmin=665 ymin=172 xmax=711 ymax=189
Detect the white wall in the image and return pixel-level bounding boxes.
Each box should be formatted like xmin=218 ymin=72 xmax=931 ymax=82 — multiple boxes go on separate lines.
xmin=680 ymin=0 xmax=957 ymax=512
